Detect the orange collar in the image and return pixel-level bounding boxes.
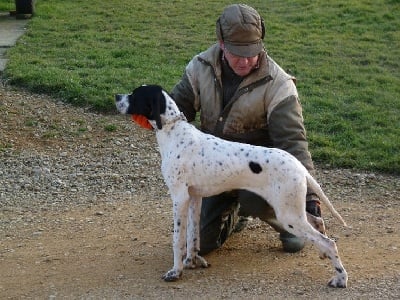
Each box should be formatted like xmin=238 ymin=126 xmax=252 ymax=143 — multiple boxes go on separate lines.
xmin=132 ymin=114 xmax=153 ymax=130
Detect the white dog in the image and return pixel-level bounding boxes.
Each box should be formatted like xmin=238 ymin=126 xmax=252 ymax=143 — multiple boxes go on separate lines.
xmin=115 ymin=85 xmax=348 ymax=288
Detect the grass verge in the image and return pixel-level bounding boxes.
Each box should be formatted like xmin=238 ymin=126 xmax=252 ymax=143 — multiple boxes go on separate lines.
xmin=2 ymin=0 xmax=399 ymax=173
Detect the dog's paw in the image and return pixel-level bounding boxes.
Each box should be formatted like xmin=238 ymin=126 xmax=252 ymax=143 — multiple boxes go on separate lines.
xmin=162 ymin=269 xmax=182 ymax=282
xmin=184 ymin=255 xmax=209 ymax=269
xmin=327 ymin=275 xmax=348 ymax=288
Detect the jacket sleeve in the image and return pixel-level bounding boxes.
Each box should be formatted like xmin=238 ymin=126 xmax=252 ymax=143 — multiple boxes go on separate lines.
xmin=170 ymin=72 xmax=197 ymax=122
xmin=268 ymin=95 xmax=314 ymax=172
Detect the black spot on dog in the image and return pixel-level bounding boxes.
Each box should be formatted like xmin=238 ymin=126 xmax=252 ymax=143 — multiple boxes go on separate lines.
xmin=288 ymin=225 xmax=294 ymax=229
xmin=249 ymin=161 xmax=262 ymax=174
xmin=336 ymin=267 xmax=343 ymax=273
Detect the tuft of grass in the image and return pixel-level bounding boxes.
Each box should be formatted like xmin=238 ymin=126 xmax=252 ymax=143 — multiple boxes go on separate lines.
xmin=104 ymin=124 xmax=117 ymax=132
xmin=2 ymin=0 xmax=399 ymax=174
xmin=25 ymin=119 xmax=38 ymax=127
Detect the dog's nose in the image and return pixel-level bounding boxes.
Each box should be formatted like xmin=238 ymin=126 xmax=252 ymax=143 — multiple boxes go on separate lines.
xmin=115 ymin=94 xmax=123 ymax=102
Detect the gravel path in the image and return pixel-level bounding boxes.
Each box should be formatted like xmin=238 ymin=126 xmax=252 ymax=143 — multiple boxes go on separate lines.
xmin=1 ymin=83 xmax=399 ymax=299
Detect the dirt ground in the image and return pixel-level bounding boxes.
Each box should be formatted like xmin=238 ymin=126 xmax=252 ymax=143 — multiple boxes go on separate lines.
xmin=0 ymin=85 xmax=399 ymax=299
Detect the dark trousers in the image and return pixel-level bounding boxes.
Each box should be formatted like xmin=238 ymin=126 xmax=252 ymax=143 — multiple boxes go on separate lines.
xmin=199 ymin=190 xmax=283 ymax=255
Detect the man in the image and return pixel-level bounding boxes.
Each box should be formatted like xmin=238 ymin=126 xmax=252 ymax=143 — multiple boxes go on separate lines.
xmin=171 ymin=4 xmax=321 ymax=254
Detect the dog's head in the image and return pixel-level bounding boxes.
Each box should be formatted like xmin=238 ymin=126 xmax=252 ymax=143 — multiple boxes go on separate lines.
xmin=115 ymin=85 xmax=167 ymax=130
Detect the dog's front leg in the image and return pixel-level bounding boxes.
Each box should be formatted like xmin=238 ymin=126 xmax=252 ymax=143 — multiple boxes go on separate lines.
xmin=162 ymin=192 xmax=189 ymax=282
xmin=184 ymin=196 xmax=209 ymax=269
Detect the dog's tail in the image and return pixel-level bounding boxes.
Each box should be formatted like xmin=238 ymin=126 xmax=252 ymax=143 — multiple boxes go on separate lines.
xmin=306 ymin=175 xmax=347 ymax=227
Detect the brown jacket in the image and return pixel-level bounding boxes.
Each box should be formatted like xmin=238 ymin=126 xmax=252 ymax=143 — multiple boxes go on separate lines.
xmin=171 ymin=43 xmax=314 ymax=172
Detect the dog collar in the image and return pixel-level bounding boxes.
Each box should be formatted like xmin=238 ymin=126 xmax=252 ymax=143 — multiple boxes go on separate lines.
xmin=132 ymin=114 xmax=153 ymax=130
xmin=132 ymin=113 xmax=187 ymax=131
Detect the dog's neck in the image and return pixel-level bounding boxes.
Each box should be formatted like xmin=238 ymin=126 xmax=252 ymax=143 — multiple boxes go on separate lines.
xmin=149 ymin=98 xmax=187 ymax=131
xmin=161 ymin=112 xmax=187 ymax=128
xmin=154 ymin=92 xmax=188 ymax=130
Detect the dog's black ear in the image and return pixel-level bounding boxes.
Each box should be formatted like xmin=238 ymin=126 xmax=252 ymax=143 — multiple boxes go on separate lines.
xmin=151 ymin=88 xmax=164 ymax=130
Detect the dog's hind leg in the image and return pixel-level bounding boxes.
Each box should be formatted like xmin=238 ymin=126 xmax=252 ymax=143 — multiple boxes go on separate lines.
xmin=162 ymin=189 xmax=190 ymax=282
xmin=276 ymin=208 xmax=348 ymax=288
xmin=184 ymin=195 xmax=209 ymax=269
xmin=306 ymin=212 xmax=326 ymax=235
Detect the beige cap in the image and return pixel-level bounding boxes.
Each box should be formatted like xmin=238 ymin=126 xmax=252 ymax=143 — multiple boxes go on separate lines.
xmin=216 ymin=4 xmax=265 ymax=57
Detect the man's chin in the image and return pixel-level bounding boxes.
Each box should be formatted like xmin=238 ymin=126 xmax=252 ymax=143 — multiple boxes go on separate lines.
xmin=234 ymin=69 xmax=251 ymax=77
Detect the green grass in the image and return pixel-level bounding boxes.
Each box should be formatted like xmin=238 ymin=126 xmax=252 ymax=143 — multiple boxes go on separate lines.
xmin=0 ymin=1 xmax=13 ymax=12
xmin=2 ymin=0 xmax=399 ymax=174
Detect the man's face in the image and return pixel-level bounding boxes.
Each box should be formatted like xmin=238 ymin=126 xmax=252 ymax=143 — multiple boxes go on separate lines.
xmin=220 ymin=42 xmax=260 ymax=77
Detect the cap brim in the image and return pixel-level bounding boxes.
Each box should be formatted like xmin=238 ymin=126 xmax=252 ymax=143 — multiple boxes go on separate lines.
xmin=225 ymin=41 xmax=263 ymax=57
